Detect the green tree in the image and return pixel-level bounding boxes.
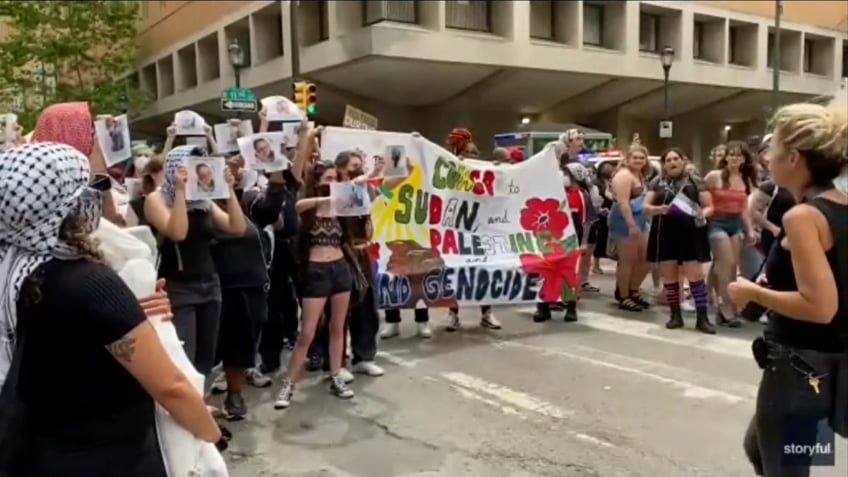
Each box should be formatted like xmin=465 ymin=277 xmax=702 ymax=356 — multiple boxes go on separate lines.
xmin=0 ymin=1 xmax=150 ymax=129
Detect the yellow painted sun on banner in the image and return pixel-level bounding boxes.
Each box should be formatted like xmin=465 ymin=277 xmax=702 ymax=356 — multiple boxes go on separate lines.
xmin=371 ymin=161 xmax=430 ymax=247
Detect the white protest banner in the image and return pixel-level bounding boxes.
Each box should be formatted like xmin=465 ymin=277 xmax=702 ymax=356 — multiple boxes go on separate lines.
xmin=342 ymin=105 xmax=378 ymax=130
xmin=321 ymin=129 xmax=581 ymax=308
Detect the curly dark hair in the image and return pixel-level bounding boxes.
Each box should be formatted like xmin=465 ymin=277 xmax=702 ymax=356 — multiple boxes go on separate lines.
xmin=718 ymin=140 xmax=758 ymax=193
xmin=21 ymin=215 xmax=104 ymax=307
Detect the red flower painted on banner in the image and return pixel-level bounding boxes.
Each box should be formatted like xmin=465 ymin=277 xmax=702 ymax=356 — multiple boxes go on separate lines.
xmin=369 ymin=242 xmax=381 ymax=263
xmin=519 ymin=198 xmax=570 ymax=239
xmin=520 ymin=248 xmax=581 ymax=303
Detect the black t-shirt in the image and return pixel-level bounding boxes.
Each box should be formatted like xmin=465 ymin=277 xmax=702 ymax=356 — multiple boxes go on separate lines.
xmin=647 ymin=173 xmax=704 ymax=206
xmin=18 ymin=259 xmax=152 ymax=440
xmin=275 ymin=170 xmax=300 ymax=239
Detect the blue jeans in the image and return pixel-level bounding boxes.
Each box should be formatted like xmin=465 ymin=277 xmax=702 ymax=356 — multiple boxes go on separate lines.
xmin=739 ymin=243 xmax=764 ymax=279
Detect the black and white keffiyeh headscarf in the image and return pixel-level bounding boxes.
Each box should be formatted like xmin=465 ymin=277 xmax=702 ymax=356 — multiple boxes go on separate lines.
xmin=160 ymin=145 xmax=211 ymax=211
xmin=0 ymin=142 xmax=101 ymax=385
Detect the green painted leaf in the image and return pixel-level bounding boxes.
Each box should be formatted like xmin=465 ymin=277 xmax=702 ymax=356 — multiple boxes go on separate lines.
xmin=560 ymin=284 xmax=575 ymax=302
xmin=561 ymin=234 xmax=579 ymax=253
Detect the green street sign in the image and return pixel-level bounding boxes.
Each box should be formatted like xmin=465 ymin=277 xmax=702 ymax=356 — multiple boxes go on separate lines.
xmin=221 ymin=87 xmax=257 ymax=113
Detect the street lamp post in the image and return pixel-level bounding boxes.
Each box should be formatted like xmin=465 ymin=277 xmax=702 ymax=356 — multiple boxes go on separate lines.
xmin=660 ymin=46 xmax=675 ymax=143
xmin=228 ymin=39 xmax=246 ymax=118
xmin=770 ymin=0 xmax=783 ymax=117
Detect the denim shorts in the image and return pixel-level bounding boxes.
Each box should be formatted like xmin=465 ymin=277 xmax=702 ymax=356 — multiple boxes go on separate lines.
xmin=708 ymin=216 xmax=744 ymax=239
xmin=302 ymin=259 xmax=353 ymax=298
xmin=608 ymin=205 xmax=648 ymax=238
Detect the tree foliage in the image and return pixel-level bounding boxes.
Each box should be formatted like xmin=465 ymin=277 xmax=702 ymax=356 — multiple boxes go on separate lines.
xmin=0 ymin=1 xmax=150 ymax=128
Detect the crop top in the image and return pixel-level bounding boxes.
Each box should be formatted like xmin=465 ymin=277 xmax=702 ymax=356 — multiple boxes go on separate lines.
xmin=308 ymin=215 xmax=343 ymax=248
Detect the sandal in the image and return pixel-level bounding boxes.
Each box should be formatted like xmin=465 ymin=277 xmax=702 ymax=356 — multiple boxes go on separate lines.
xmin=618 ymin=297 xmax=643 ymax=312
xmin=630 ymin=293 xmax=651 ymax=309
xmin=717 ymin=311 xmax=742 ymax=328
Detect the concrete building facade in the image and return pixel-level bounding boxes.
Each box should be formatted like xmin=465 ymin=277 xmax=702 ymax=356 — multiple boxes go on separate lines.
xmin=131 ymin=0 xmax=848 ymax=163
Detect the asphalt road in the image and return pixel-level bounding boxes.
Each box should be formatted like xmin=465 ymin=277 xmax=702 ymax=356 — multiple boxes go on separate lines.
xmin=220 ymin=272 xmax=848 ymax=477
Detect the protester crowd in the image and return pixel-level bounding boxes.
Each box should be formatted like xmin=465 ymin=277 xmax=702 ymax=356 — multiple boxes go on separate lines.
xmin=0 ymin=93 xmax=845 ymax=477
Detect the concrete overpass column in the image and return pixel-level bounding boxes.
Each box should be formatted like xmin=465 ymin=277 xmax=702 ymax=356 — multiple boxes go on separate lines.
xmin=623 ymin=2 xmax=640 ymax=55
xmin=690 ymin=132 xmax=704 ymax=170
xmin=506 ymin=1 xmax=529 ymax=43
xmin=420 ymin=1 xmax=446 ymax=32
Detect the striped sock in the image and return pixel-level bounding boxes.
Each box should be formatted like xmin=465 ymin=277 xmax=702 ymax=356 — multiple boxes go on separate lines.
xmin=689 ymin=280 xmax=709 ymax=314
xmin=663 ymin=282 xmax=681 ymax=305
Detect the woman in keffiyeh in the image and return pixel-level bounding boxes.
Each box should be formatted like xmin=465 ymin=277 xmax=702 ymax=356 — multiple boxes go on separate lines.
xmin=0 ymin=143 xmax=220 ymax=476
xmin=144 ymin=145 xmax=246 ymax=382
xmin=31 ymin=101 xmax=126 ymax=225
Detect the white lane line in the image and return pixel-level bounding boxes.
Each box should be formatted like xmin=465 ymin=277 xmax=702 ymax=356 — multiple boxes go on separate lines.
xmin=493 ymin=340 xmax=754 ymax=404
xmin=517 ymin=308 xmax=751 ymax=359
xmin=442 ymin=371 xmax=574 ymax=419
xmin=377 ymin=351 xmax=420 ymax=368
xmin=444 ymin=372 xmax=616 ymax=449
xmin=448 ymin=385 xmax=528 ymax=420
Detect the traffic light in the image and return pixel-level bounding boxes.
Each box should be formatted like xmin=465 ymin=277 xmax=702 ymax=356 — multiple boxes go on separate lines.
xmin=293 ymin=80 xmax=317 ymax=115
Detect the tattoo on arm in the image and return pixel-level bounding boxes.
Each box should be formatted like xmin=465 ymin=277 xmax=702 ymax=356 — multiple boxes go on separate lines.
xmin=107 ymin=336 xmax=137 ymax=363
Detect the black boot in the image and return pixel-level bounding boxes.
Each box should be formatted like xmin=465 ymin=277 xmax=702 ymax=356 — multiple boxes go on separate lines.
xmin=665 ymin=305 xmax=684 ymax=329
xmin=564 ymin=301 xmax=578 ymax=322
xmin=533 ymin=303 xmax=552 ymax=323
xmin=695 ymin=311 xmax=716 ymax=334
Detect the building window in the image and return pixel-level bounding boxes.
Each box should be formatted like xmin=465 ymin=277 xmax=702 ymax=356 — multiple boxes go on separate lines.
xmin=803 ymin=39 xmax=813 ymax=73
xmin=445 ymin=0 xmax=490 ymax=32
xmin=639 ymin=13 xmax=659 ymax=52
xmin=843 ymin=42 xmax=848 ymax=78
xmin=583 ymin=3 xmax=603 ymax=46
xmin=530 ymin=0 xmax=554 ymax=40
xmin=767 ymin=32 xmax=775 ymax=68
xmin=363 ymin=1 xmax=417 ymax=26
xmin=693 ymin=22 xmax=704 ymax=59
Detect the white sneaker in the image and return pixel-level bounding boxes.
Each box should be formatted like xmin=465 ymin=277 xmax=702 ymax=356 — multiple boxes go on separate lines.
xmin=330 ymin=374 xmax=355 ymax=399
xmin=417 ymin=322 xmax=432 ymax=338
xmin=681 ymin=300 xmax=696 ymax=313
xmin=445 ymin=312 xmax=462 ymax=332
xmin=480 ymin=313 xmax=502 ymax=330
xmin=380 ymin=322 xmax=400 ymax=339
xmin=328 ymin=367 xmax=355 ymax=384
xmin=352 ymin=361 xmax=385 ymax=377
xmin=246 ymin=368 xmax=272 ymax=388
xmin=273 ymin=379 xmax=294 ymax=409
xmin=209 ymin=373 xmax=227 ymax=395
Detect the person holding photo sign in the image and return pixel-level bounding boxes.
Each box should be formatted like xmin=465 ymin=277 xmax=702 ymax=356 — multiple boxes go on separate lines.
xmin=273 ymin=155 xmax=365 ymax=409
xmin=144 ymin=145 xmax=246 ymax=387
xmin=31 ymin=102 xmax=125 ymax=227
xmin=644 ymin=148 xmax=715 ymax=333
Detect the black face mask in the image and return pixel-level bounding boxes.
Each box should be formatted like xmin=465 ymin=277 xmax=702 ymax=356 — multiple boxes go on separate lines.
xmin=317 ymin=184 xmax=331 ymax=197
xmin=349 ymin=168 xmax=364 ymax=179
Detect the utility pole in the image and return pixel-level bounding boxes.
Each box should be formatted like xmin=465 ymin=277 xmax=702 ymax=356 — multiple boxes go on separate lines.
xmin=770 ymin=0 xmax=782 ymax=116
xmin=289 ymin=0 xmax=300 ymax=79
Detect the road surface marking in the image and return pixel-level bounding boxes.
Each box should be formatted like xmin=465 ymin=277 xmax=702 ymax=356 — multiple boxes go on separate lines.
xmin=492 ymin=340 xmax=754 ymax=404
xmin=517 ymin=308 xmax=751 ymax=359
xmin=445 ymin=372 xmax=616 ymax=449
xmin=442 ymin=371 xmax=574 ymax=419
xmin=449 ymin=385 xmax=528 ymax=419
xmin=377 ymin=351 xmax=420 ymax=368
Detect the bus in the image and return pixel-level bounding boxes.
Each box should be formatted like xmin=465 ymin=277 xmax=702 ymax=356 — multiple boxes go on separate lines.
xmin=493 ymin=123 xmax=615 ymax=158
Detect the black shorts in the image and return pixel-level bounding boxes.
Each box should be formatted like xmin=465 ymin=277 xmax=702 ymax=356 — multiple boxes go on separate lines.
xmin=302 ymin=259 xmax=352 ymax=298
xmin=218 ymin=287 xmax=267 ymax=368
